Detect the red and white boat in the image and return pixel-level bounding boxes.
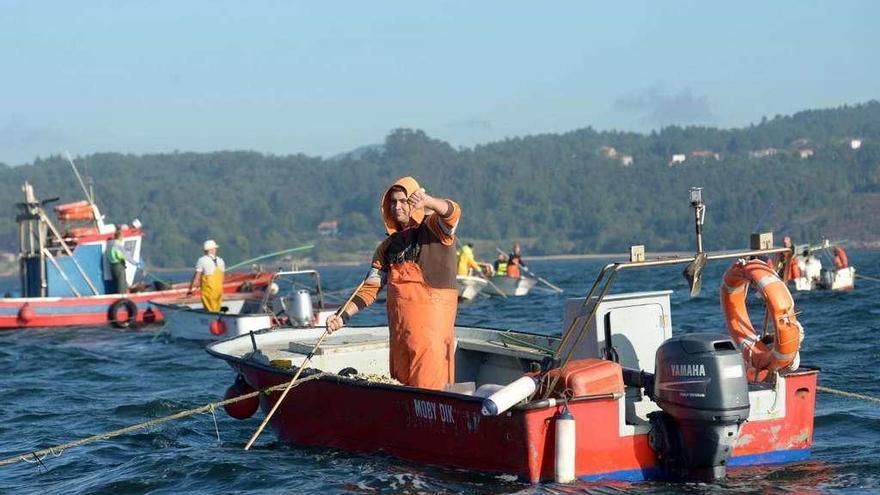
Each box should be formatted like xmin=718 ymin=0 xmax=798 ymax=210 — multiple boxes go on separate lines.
xmin=209 ymin=239 xmax=817 ymax=483
xmin=1 ymin=180 xmax=269 ymax=330
xmin=209 ymin=190 xmax=817 ymax=483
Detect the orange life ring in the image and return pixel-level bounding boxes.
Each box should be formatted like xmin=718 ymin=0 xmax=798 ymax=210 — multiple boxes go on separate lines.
xmin=720 ymin=259 xmax=803 ymax=380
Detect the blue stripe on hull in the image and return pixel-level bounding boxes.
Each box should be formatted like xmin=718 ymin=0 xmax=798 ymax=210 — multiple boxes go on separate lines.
xmin=578 ymin=449 xmax=811 ymax=482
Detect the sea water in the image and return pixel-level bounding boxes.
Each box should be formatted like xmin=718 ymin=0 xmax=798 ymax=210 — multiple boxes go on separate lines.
xmin=1 ymin=252 xmax=878 ymax=494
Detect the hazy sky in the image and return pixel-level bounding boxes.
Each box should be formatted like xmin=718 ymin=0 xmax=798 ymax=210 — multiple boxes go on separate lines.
xmin=1 ymin=1 xmax=877 ymax=165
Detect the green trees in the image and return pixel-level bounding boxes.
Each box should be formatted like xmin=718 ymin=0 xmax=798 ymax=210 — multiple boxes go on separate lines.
xmin=1 ymin=101 xmax=878 ymax=266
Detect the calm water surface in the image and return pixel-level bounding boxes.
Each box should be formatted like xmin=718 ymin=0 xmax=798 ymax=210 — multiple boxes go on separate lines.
xmin=1 ymin=251 xmax=878 ymax=494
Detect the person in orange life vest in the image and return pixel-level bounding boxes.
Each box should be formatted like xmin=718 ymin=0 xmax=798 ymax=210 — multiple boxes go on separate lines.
xmin=833 ymin=246 xmax=849 ymax=269
xmin=775 ymin=235 xmax=798 ymax=282
xmin=326 ymin=177 xmax=461 ymax=390
xmin=507 ymin=242 xmax=526 ymax=278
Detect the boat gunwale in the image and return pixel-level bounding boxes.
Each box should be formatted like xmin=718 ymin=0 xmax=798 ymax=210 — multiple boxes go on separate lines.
xmin=208 ymin=346 xmax=626 ymax=411
xmin=205 ymin=323 xmax=572 ymax=410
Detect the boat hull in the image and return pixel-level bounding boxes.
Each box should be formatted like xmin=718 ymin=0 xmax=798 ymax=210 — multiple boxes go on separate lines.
xmin=0 ymin=272 xmax=271 ymax=329
xmin=218 ymin=355 xmax=817 ymax=483
xmin=152 ymin=297 xmax=335 ymax=340
xmin=456 ymin=275 xmax=488 ymax=301
xmin=484 ymin=275 xmax=537 ymax=297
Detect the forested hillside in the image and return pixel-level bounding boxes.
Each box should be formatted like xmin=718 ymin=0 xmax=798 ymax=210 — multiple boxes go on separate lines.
xmin=2 ymin=102 xmax=879 ymax=267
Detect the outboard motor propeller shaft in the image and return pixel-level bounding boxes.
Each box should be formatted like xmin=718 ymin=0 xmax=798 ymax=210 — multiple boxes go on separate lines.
xmin=649 ymin=333 xmax=750 ymax=481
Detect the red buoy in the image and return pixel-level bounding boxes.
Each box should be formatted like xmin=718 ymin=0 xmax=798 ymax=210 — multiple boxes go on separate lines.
xmin=17 ymin=303 xmax=34 ymax=323
xmin=223 ymin=376 xmax=259 ymax=420
xmin=209 ymin=319 xmax=228 ymax=336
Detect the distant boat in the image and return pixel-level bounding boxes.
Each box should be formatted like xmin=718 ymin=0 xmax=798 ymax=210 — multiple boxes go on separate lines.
xmin=456 ymin=275 xmax=488 ymax=301
xmin=1 ymin=180 xmax=269 ymax=330
xmin=788 ymin=240 xmax=855 ymax=292
xmin=483 ymin=275 xmax=537 ymax=297
xmin=151 ymin=270 xmax=336 ymax=340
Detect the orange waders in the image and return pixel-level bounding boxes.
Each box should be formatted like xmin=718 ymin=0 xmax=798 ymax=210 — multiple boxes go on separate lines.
xmin=386 ymin=262 xmax=457 ymax=390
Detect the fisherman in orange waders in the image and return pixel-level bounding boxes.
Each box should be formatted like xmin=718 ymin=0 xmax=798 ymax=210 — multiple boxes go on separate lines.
xmin=326 ymin=177 xmax=461 ymax=390
xmin=186 ymin=239 xmax=226 ymax=312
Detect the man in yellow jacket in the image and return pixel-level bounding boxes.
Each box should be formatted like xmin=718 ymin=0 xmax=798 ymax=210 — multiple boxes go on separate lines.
xmin=326 ymin=177 xmax=460 ymax=390
xmin=457 ymin=243 xmax=484 ymax=276
xmin=186 ymin=239 xmax=225 ymax=312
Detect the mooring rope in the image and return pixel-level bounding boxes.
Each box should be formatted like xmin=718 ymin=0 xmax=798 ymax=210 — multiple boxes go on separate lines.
xmin=817 ymin=385 xmax=880 ymax=404
xmin=0 ymin=372 xmax=326 ymax=468
xmin=855 ymin=273 xmax=880 ymax=283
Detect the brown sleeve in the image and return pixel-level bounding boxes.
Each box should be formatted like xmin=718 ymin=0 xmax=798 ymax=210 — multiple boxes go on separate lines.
xmin=426 ymin=200 xmax=460 ymax=246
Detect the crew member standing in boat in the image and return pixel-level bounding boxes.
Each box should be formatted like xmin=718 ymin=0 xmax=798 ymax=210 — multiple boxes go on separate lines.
xmin=507 ymin=242 xmax=526 ymax=278
xmin=107 ymin=229 xmax=129 ymax=294
xmin=493 ymin=253 xmax=509 ymax=276
xmin=775 ymin=235 xmax=797 ymax=281
xmin=187 ymin=239 xmax=225 ymax=312
xmin=457 ymin=243 xmax=490 ymax=277
xmin=326 ymin=177 xmax=461 ymax=390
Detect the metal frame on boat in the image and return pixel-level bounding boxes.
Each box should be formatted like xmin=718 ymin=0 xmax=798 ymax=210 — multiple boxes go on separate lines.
xmin=152 ymin=269 xmax=335 ymax=340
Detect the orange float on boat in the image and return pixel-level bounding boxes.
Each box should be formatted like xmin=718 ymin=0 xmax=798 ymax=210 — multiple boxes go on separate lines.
xmin=720 ymin=259 xmax=803 ymax=380
xmin=54 ymin=201 xmax=95 ymax=221
xmin=833 ymin=246 xmax=849 ymax=269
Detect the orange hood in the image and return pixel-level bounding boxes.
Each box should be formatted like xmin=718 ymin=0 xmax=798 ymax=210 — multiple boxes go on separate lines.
xmin=381 ymin=176 xmax=425 ymax=235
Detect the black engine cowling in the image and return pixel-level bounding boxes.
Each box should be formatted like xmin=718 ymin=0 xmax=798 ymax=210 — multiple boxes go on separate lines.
xmin=649 ymin=332 xmax=750 ymax=481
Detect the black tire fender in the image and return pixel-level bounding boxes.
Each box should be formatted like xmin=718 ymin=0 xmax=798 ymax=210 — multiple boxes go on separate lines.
xmin=108 ymin=298 xmax=138 ymax=328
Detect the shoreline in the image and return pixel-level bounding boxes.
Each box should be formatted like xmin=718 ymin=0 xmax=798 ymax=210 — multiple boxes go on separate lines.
xmin=4 ymin=244 xmax=878 ymax=273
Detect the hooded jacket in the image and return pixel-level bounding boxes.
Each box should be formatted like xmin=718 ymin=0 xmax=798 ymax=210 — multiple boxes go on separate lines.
xmin=341 ymin=176 xmax=461 ymax=389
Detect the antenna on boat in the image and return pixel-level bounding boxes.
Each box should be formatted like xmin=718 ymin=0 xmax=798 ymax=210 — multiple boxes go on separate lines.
xmin=64 ymin=151 xmax=94 ymax=204
xmin=683 ymin=187 xmax=707 ymax=297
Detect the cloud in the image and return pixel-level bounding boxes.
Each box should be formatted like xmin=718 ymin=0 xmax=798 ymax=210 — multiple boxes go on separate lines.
xmin=613 ymin=86 xmax=715 ymax=128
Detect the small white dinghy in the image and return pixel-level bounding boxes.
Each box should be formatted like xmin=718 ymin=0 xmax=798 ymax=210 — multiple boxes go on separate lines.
xmin=483 ymin=275 xmax=538 ymax=297
xmin=456 ymin=275 xmax=488 ymax=301
xmin=791 ymin=249 xmax=855 ymax=292
xmin=150 ymin=269 xmax=336 ymax=340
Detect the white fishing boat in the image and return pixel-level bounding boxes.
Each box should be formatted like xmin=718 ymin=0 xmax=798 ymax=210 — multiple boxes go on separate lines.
xmin=456 ymin=275 xmax=488 ymax=301
xmin=483 ymin=275 xmax=537 ymax=297
xmin=789 ymin=241 xmax=855 ymax=292
xmin=151 ymin=270 xmax=336 ymax=340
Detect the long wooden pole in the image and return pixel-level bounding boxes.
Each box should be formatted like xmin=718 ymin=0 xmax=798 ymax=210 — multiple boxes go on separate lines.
xmin=65 ymin=151 xmax=94 ymax=203
xmin=227 ymin=244 xmax=315 ymax=271
xmin=243 ymin=329 xmax=330 ymax=450
xmin=244 ymin=277 xmax=367 ymax=450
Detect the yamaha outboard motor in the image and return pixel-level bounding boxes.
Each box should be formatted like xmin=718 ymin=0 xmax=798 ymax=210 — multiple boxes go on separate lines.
xmin=648 ymin=333 xmax=750 ymax=481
